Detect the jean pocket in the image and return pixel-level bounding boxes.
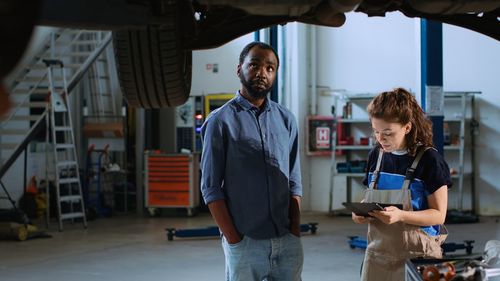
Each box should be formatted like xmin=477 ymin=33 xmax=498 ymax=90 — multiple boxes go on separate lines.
xmin=225 ymin=235 xmax=246 ymax=248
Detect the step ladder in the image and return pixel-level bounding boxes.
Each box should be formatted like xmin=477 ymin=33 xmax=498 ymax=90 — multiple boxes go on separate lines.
xmin=45 ymin=59 xmax=87 ymax=231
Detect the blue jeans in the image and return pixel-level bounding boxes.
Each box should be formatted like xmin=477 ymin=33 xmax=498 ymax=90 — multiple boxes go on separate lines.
xmin=222 ymin=233 xmax=303 ymax=281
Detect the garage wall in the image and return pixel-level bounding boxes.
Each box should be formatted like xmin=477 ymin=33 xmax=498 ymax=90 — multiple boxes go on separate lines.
xmin=443 ymin=25 xmax=500 ymax=215
xmin=306 ymin=12 xmax=420 ymax=212
xmin=303 ymin=13 xmax=500 ymax=215
xmin=190 ymin=33 xmax=254 ymax=96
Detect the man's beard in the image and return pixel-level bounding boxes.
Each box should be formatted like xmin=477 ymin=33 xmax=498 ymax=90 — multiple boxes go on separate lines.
xmin=239 ymin=73 xmax=272 ymax=99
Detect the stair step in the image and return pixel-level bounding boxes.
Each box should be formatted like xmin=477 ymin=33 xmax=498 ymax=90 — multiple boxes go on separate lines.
xmin=61 ymin=29 xmax=96 ymax=35
xmin=89 ymin=75 xmax=110 ymax=80
xmin=54 ymin=126 xmax=72 ymax=131
xmin=15 ymin=76 xmax=64 ymax=83
xmin=10 ymin=115 xmax=44 ymax=121
xmin=12 ymin=88 xmax=50 ymax=95
xmin=15 ymin=77 xmax=47 ymax=83
xmin=60 ymin=212 xmax=85 ymax=220
xmin=56 ymin=144 xmax=74 ymax=149
xmin=66 ymin=51 xmax=93 ymax=57
xmin=59 ymin=195 xmax=82 ymax=202
xmin=0 ymin=143 xmax=18 ymax=149
xmin=25 ymin=64 xmax=49 ymax=70
xmin=12 ymin=101 xmax=48 ymax=108
xmin=0 ymin=128 xmax=30 ymax=135
xmin=28 ymin=63 xmax=81 ymax=70
xmin=57 ymin=160 xmax=77 ymax=167
xmin=59 ymin=178 xmax=80 ymax=185
xmin=37 ymin=52 xmax=92 ymax=61
xmin=56 ymin=40 xmax=100 ymax=46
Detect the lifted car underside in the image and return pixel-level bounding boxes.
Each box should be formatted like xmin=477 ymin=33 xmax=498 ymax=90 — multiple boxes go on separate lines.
xmin=2 ymin=0 xmax=500 ymax=108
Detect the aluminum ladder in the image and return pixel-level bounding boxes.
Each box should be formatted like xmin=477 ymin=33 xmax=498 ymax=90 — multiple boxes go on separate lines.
xmin=45 ymin=59 xmax=87 ymax=231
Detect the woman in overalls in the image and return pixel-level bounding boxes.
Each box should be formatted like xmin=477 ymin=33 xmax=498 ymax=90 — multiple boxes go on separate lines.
xmin=352 ymin=88 xmax=452 ymax=281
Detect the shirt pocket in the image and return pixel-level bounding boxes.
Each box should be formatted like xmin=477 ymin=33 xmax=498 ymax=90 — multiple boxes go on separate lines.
xmin=270 ymin=131 xmax=289 ymax=161
xmin=233 ymin=137 xmax=262 ymax=159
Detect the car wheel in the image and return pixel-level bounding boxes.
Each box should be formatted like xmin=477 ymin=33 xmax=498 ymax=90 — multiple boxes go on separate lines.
xmin=113 ymin=18 xmax=192 ymax=108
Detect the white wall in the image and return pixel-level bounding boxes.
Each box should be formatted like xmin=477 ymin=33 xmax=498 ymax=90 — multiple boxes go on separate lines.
xmin=190 ymin=34 xmax=254 ymax=96
xmin=316 ymin=12 xmax=419 ymax=93
xmin=443 ymin=25 xmax=500 ymax=215
xmin=308 ymin=12 xmax=421 ymax=212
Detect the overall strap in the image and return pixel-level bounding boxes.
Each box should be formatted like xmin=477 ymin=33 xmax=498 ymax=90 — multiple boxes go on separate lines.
xmin=368 ymin=148 xmax=384 ymax=190
xmin=401 ymin=146 xmax=432 ymax=191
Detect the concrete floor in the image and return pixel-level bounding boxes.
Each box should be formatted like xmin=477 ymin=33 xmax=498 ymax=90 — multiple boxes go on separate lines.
xmin=0 ymin=212 xmax=498 ymax=281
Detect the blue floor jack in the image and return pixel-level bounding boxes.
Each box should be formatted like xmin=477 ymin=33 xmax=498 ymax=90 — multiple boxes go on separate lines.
xmin=166 ymin=222 xmax=318 ymax=241
xmin=348 ymin=236 xmax=367 ymax=249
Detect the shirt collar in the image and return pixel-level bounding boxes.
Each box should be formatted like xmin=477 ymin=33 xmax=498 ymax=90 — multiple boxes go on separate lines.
xmin=391 ymin=149 xmax=408 ymax=155
xmin=235 ymin=91 xmax=272 ymax=112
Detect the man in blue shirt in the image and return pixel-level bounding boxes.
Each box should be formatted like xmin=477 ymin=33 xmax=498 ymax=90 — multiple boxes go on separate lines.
xmin=200 ymin=41 xmax=303 ymax=281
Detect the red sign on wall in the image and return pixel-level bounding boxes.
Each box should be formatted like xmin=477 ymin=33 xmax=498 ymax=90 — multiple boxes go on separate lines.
xmin=316 ymin=127 xmax=330 ymax=148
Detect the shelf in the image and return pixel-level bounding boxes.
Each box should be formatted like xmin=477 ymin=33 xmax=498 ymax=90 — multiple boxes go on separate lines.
xmin=338 ymin=118 xmax=370 ymax=123
xmin=444 ymin=91 xmax=481 ymax=98
xmin=444 ymin=117 xmax=473 ymax=122
xmin=347 ymin=93 xmax=377 ymax=100
xmin=326 ymin=90 xmax=478 ymax=213
xmin=450 ymin=172 xmax=472 ymax=179
xmin=335 ymin=145 xmax=373 ymax=150
xmin=335 ymin=173 xmax=365 ymax=178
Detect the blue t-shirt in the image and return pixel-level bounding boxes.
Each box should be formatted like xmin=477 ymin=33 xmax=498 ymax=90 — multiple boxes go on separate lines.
xmin=363 ymin=147 xmax=452 ymax=194
xmin=200 ymin=92 xmax=302 ymax=239
xmin=363 ymin=147 xmax=452 ymax=235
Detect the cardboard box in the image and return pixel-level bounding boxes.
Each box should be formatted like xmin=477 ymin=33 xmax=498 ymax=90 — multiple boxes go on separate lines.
xmin=83 ymin=122 xmax=124 ymax=138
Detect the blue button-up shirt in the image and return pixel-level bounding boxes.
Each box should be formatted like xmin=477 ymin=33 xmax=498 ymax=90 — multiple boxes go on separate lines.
xmin=200 ymin=92 xmax=302 ymax=239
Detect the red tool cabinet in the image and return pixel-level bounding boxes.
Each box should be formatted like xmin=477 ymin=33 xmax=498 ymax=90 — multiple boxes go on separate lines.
xmin=144 ymin=152 xmax=199 ymax=215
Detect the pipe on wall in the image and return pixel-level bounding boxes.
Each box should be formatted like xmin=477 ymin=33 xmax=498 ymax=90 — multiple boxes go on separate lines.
xmin=309 ymin=25 xmax=317 ymax=115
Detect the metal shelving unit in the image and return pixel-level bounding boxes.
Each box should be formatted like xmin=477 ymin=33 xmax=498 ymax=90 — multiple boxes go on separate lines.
xmin=329 ymin=93 xmax=375 ymax=213
xmin=443 ymin=91 xmax=479 ymax=212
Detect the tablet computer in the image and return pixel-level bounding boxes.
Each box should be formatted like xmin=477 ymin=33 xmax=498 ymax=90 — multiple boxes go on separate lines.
xmin=342 ymin=202 xmax=403 ymax=217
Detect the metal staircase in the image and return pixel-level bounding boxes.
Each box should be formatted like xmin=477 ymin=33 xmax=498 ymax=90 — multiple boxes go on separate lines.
xmin=0 ymin=28 xmax=112 ymax=229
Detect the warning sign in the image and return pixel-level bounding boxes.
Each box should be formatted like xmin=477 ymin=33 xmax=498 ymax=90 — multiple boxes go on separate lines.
xmin=316 ymin=127 xmax=330 ymax=148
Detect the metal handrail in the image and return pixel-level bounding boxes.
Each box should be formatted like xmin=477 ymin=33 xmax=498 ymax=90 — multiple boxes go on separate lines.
xmin=68 ymin=32 xmax=112 ymax=93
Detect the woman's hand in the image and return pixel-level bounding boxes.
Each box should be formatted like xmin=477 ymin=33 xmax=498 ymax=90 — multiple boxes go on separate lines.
xmin=368 ymin=206 xmax=404 ymax=224
xmin=352 ymin=212 xmax=372 ymax=224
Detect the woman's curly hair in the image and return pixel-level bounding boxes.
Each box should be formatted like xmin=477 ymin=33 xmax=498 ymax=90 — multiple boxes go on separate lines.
xmin=367 ymin=88 xmax=434 ymax=155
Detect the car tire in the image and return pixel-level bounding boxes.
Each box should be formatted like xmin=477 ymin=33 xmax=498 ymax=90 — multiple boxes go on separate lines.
xmin=112 ymin=22 xmax=192 ymax=108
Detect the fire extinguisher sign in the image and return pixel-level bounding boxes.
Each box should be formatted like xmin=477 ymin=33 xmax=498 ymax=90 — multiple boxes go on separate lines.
xmin=316 ymin=127 xmax=330 ymax=148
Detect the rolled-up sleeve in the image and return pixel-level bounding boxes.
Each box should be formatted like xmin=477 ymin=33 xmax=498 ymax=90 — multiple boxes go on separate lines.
xmin=288 ymin=116 xmax=302 ymax=197
xmin=200 ymin=116 xmax=226 ymax=204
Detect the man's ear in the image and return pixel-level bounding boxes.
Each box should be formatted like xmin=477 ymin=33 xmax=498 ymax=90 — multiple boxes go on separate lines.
xmin=237 ymin=64 xmax=241 ymax=76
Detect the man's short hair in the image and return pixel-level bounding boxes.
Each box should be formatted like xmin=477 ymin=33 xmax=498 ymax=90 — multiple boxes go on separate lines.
xmin=239 ymin=42 xmax=279 ymax=68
